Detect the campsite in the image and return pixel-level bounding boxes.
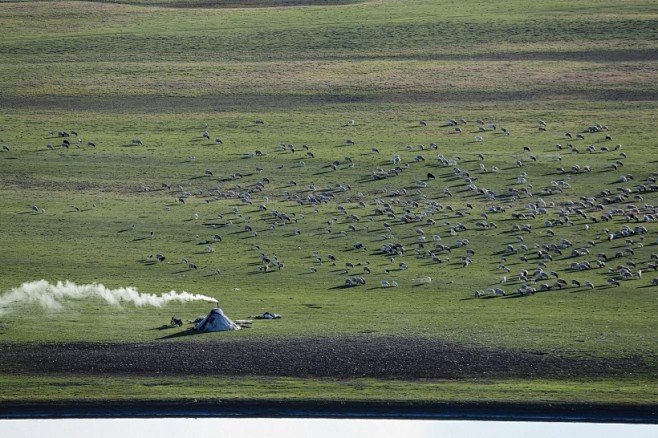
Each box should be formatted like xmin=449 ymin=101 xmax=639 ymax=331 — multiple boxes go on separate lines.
xmin=0 ymin=0 xmax=657 ymax=414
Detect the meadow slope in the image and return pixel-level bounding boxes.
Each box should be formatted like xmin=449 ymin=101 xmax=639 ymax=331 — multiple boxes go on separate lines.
xmin=0 ymin=0 xmax=657 ymax=408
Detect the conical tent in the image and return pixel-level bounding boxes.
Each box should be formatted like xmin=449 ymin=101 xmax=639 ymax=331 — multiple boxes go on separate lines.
xmin=194 ymin=307 xmax=240 ymax=332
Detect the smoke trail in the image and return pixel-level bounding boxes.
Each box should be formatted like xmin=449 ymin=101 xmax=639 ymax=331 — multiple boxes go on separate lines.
xmin=0 ymin=280 xmax=218 ymax=315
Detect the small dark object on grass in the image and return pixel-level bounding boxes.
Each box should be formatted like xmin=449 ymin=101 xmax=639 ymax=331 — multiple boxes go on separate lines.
xmin=252 ymin=312 xmax=282 ymax=319
xmin=170 ymin=316 xmax=183 ymax=327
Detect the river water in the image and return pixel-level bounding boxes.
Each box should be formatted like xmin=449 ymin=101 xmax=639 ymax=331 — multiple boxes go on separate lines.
xmin=1 ymin=418 xmax=656 ymax=437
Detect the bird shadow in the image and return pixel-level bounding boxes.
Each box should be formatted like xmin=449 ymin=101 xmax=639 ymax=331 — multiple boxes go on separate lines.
xmin=328 ymin=285 xmax=355 ymax=290
xmin=151 ymin=324 xmax=179 ymax=331
xmin=173 ymin=269 xmax=192 ymax=274
xmin=501 ymin=294 xmax=527 ymax=299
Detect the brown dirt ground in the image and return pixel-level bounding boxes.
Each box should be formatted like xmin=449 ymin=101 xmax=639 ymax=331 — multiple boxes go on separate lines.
xmin=3 ymin=87 xmax=658 ymax=114
xmin=0 ymin=335 xmax=648 ymax=379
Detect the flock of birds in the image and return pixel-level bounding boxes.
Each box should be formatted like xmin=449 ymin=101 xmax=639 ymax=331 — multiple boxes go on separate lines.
xmin=8 ymin=115 xmax=658 ymax=299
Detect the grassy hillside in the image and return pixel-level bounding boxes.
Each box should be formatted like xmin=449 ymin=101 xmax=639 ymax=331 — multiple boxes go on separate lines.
xmin=0 ymin=0 xmax=657 ymax=405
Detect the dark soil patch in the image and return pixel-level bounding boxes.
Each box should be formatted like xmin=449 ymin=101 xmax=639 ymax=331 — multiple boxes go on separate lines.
xmin=3 ymin=89 xmax=658 ymax=114
xmin=0 ymin=336 xmax=648 ymax=379
xmin=127 ymin=0 xmax=362 ymax=8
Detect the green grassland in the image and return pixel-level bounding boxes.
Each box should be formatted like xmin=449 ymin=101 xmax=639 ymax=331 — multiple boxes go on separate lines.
xmin=0 ymin=0 xmax=657 ymax=406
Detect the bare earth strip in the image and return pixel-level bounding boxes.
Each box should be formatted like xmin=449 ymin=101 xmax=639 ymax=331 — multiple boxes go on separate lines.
xmin=4 ymin=89 xmax=658 ymax=114
xmin=1 ymin=337 xmax=656 ymax=421
xmin=0 ymin=336 xmax=649 ymax=379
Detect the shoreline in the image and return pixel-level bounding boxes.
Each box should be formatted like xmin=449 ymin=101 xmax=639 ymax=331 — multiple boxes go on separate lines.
xmin=1 ymin=400 xmax=657 ymax=423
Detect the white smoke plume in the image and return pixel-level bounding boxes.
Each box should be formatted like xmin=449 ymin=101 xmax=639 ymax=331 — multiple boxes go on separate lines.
xmin=0 ymin=280 xmax=218 ymax=315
